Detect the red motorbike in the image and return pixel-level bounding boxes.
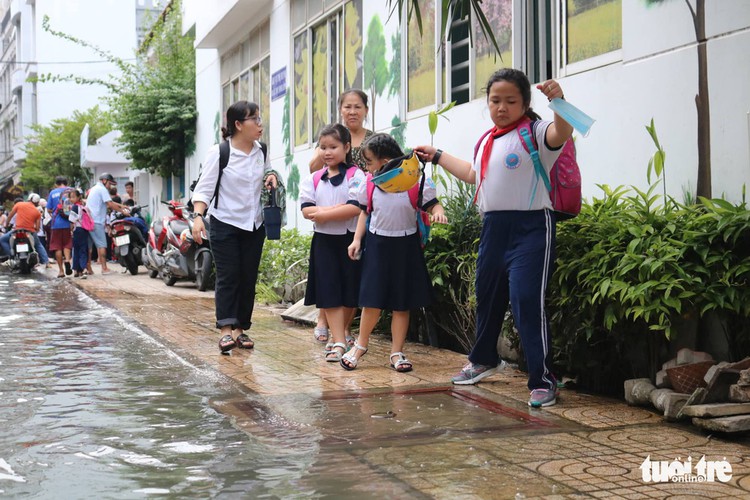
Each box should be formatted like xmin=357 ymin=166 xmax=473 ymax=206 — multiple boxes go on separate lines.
xmin=144 ymin=200 xmax=187 ymax=279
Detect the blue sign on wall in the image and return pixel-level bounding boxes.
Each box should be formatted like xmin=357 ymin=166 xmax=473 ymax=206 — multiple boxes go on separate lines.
xmin=271 ymin=68 xmax=286 ymax=101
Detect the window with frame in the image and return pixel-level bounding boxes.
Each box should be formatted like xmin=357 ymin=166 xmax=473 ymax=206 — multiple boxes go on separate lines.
xmin=220 ymin=22 xmax=271 ymax=141
xmin=560 ymin=0 xmax=622 ymax=73
xmin=407 ymin=0 xmax=436 ymax=113
xmin=410 ymin=0 xmax=513 ymax=110
xmin=292 ymin=0 xmax=363 ymax=148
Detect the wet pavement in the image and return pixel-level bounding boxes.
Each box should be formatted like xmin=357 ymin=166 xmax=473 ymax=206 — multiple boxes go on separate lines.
xmin=5 ymin=264 xmax=750 ymax=498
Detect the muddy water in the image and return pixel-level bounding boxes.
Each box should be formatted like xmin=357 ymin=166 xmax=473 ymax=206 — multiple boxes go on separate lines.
xmin=0 ymin=275 xmax=398 ymax=499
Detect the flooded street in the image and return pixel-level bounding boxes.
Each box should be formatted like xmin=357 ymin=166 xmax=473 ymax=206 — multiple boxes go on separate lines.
xmin=0 ymin=274 xmax=351 ymax=498
xmin=3 ymin=269 xmax=750 ymax=499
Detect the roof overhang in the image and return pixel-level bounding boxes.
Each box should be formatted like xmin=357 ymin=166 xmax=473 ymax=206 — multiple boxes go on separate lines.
xmin=194 ymin=0 xmax=272 ymax=49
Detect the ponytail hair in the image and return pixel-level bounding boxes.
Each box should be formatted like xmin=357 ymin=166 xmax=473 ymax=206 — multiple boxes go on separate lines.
xmin=317 ymin=123 xmax=353 ymax=165
xmin=361 ymin=133 xmax=404 ymax=161
xmin=222 ymin=101 xmax=259 ymax=140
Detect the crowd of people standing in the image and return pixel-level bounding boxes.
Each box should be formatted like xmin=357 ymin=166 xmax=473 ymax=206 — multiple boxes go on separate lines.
xmin=1 ymin=173 xmax=133 ymax=278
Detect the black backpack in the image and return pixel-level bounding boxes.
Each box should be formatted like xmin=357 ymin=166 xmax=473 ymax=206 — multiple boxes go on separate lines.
xmin=190 ymin=140 xmax=268 ymax=208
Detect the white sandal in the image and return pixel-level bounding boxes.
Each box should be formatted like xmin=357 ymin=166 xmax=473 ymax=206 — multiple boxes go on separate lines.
xmin=390 ymin=352 xmax=413 ymax=373
xmin=340 ymin=343 xmax=368 ymax=371
xmin=325 ymin=342 xmax=347 ymax=362
xmin=314 ymin=327 xmax=329 ymax=342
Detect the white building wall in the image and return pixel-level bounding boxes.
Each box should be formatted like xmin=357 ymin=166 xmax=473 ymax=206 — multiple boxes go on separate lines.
xmin=186 ymin=1 xmax=750 ymax=234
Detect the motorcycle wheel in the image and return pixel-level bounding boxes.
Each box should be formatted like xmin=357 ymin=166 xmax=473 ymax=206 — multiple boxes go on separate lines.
xmin=162 ymin=271 xmax=177 ymax=287
xmin=123 ymin=252 xmax=139 ymax=275
xmin=19 ymin=260 xmax=30 ymax=275
xmin=149 ymin=269 xmax=159 ymax=279
xmin=195 ymin=252 xmax=214 ymax=292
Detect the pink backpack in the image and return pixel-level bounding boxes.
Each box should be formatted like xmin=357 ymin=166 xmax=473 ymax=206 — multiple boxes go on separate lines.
xmin=79 ymin=205 xmax=95 ymax=231
xmin=312 ymin=165 xmax=358 ymax=190
xmin=474 ymin=119 xmax=581 ymax=220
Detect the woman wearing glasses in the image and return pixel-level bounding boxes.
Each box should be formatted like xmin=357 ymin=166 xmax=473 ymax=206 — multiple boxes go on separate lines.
xmin=191 ymin=101 xmax=281 ymax=354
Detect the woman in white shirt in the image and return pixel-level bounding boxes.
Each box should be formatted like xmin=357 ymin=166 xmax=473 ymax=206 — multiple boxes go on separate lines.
xmin=190 ymin=101 xmax=279 ymax=354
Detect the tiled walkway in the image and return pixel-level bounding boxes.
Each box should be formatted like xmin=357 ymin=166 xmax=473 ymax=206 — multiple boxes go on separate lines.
xmin=54 ymin=265 xmax=750 ymax=498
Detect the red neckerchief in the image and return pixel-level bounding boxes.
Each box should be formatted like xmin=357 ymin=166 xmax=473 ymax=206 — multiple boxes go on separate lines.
xmin=473 ymin=116 xmax=528 ymax=204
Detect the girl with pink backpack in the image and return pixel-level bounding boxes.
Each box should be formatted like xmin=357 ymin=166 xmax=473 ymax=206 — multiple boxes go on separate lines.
xmin=66 ymin=188 xmax=91 ymax=278
xmin=415 ymin=68 xmax=575 ymax=408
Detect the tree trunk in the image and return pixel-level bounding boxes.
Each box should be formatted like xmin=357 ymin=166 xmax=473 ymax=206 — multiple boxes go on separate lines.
xmin=692 ymin=0 xmax=711 ymax=198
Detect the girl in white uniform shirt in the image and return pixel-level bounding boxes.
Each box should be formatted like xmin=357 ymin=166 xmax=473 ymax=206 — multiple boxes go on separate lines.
xmin=343 ymin=133 xmax=448 ymax=372
xmin=300 ymin=123 xmax=365 ymax=362
xmin=415 ymin=68 xmax=574 ymax=408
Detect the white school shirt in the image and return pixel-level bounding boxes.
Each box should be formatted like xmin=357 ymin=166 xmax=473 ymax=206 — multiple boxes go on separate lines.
xmin=472 ymin=121 xmax=564 ymax=213
xmin=191 ymin=139 xmax=271 ymax=231
xmin=355 ymin=178 xmax=438 ymax=237
xmin=299 ymin=166 xmax=365 ymax=234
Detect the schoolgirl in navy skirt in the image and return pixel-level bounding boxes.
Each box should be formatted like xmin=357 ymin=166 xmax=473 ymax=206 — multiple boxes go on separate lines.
xmin=300 ymin=123 xmax=365 ymax=363
xmin=342 ymin=133 xmax=448 ymax=372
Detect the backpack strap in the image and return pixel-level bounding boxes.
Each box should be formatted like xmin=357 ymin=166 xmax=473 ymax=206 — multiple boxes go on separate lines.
xmin=313 ymin=165 xmax=357 ymax=191
xmin=260 ymin=141 xmax=268 ymax=162
xmin=212 ymin=140 xmax=231 ymax=208
xmin=312 ymin=168 xmax=327 ymax=191
xmin=517 ymin=121 xmax=551 ymax=210
xmin=366 ymin=174 xmax=375 ymax=214
xmin=473 ymin=127 xmax=494 ymax=162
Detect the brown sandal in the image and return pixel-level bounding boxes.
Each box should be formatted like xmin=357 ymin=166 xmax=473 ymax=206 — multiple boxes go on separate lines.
xmin=236 ymin=333 xmax=254 ymax=349
xmin=219 ymin=334 xmax=236 ymax=353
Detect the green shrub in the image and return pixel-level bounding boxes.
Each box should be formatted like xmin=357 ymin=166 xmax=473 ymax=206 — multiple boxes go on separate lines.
xmin=422 ymin=181 xmax=482 ymax=352
xmin=257 ymin=228 xmax=312 ymax=304
xmin=422 ymin=182 xmax=750 ymax=396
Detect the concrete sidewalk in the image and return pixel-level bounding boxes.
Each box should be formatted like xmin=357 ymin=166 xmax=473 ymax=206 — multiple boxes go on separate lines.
xmin=53 ymin=265 xmax=750 ymax=498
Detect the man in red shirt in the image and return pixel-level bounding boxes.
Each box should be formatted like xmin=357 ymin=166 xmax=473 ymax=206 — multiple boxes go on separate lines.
xmin=0 ymin=194 xmax=49 ymax=265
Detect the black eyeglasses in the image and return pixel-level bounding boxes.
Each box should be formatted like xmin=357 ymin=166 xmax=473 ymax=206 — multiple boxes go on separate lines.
xmin=241 ymin=116 xmax=262 ymax=126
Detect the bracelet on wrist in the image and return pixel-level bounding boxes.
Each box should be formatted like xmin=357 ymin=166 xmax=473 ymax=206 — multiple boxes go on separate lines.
xmin=432 ymin=149 xmax=443 ymax=165
xmin=193 ymin=213 xmax=204 ymax=220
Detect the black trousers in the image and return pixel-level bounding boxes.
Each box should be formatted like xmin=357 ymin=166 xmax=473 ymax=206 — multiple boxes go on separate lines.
xmin=209 ymin=217 xmax=266 ymax=331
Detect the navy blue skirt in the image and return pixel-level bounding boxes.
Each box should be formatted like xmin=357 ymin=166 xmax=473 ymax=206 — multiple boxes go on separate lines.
xmin=358 ymin=231 xmax=433 ymax=311
xmin=304 ymin=231 xmax=361 ymax=308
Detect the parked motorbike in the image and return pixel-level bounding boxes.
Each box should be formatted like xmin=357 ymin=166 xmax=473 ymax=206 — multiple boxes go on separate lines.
xmin=144 ymin=200 xmax=185 ymax=280
xmin=110 ymin=206 xmax=148 ymax=275
xmin=156 ymin=202 xmax=215 ymax=291
xmin=6 ymin=229 xmax=39 ymax=274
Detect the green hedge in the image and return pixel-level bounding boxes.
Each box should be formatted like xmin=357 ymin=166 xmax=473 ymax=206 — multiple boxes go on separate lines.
xmin=258 ymin=187 xmax=750 ymax=396
xmin=422 ymin=184 xmax=750 ymax=394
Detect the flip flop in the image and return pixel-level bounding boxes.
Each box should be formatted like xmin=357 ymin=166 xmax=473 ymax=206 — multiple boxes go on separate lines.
xmin=64 ymin=261 xmax=73 ymax=276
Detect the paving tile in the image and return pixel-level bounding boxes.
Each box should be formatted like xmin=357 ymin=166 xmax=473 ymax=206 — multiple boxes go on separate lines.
xmin=57 ymin=266 xmax=750 ymax=498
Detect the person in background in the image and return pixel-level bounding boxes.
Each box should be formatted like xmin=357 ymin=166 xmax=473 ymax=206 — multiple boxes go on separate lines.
xmin=0 ymin=193 xmax=49 ymax=267
xmin=0 ymin=210 xmax=7 ymax=233
xmin=47 ymin=176 xmax=74 ymax=277
xmin=308 ymin=89 xmax=374 ymax=346
xmin=67 ymin=188 xmax=89 ymax=278
xmin=123 ymin=181 xmax=136 ymax=204
xmin=36 ymin=198 xmax=51 ymax=268
xmin=87 ymin=173 xmax=130 ymax=274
